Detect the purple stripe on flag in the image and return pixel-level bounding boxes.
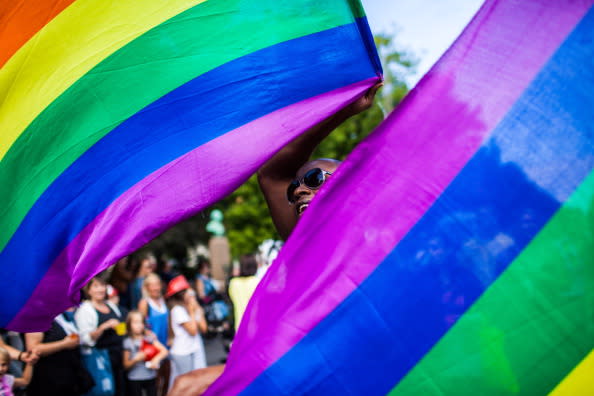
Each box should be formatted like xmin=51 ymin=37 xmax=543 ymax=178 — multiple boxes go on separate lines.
xmin=8 ymin=78 xmax=378 ymax=332
xmin=207 ymin=1 xmax=591 ymax=394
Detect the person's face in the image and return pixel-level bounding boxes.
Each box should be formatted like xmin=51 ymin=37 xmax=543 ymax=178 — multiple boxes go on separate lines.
xmin=200 ymin=263 xmax=211 ymax=275
xmin=88 ymin=280 xmax=107 ymax=302
xmin=129 ymin=314 xmax=145 ymax=336
xmin=146 ymin=278 xmax=162 ymax=299
xmin=289 ymin=160 xmax=339 ymax=218
xmin=183 ymin=289 xmax=196 ymax=305
xmin=139 ymin=259 xmax=153 ymax=276
xmin=116 ymin=256 xmax=129 ymax=268
xmin=0 ymin=357 xmax=9 ymax=376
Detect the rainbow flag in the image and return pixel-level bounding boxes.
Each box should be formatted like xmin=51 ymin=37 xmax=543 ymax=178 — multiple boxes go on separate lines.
xmin=208 ymin=0 xmax=594 ymax=394
xmin=0 ymin=0 xmax=382 ymax=330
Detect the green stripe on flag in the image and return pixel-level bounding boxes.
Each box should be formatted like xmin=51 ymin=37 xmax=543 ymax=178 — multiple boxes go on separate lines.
xmin=390 ymin=170 xmax=594 ymax=396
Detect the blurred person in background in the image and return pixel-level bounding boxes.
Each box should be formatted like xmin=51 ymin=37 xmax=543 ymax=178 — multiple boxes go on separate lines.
xmin=159 ymin=258 xmax=180 ymax=285
xmin=138 ymin=273 xmax=171 ymax=396
xmin=131 ymin=255 xmax=156 ymax=310
xmin=0 ymin=336 xmax=37 ymax=366
xmin=25 ymin=308 xmax=94 ymax=396
xmin=194 ymin=259 xmax=229 ymax=333
xmin=165 ymin=276 xmax=207 ymax=388
xmin=0 ymin=347 xmax=33 ymax=396
xmin=138 ymin=273 xmax=169 ymax=349
xmin=194 ymin=259 xmax=220 ymax=305
xmin=123 ymin=310 xmax=168 ymax=396
xmin=108 ymin=256 xmax=135 ymax=310
xmin=228 ymin=255 xmax=260 ymax=333
xmin=76 ymin=276 xmax=126 ymax=396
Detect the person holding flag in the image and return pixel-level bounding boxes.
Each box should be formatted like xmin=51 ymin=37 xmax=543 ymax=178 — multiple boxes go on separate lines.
xmin=167 ymin=82 xmax=382 ymax=396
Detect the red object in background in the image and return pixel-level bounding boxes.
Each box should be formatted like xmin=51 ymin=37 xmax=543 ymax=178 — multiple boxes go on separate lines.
xmin=165 ymin=275 xmax=191 ymax=298
xmin=141 ymin=339 xmax=159 ymax=361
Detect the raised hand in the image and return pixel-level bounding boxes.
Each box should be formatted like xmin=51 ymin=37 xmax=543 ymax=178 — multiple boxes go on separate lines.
xmin=342 ymin=81 xmax=383 ymax=117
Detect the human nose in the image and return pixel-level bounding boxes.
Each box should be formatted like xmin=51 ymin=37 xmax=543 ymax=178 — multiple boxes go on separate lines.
xmin=293 ymin=182 xmax=313 ymax=198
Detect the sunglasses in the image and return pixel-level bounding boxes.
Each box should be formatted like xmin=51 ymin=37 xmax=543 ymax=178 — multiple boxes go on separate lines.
xmin=286 ymin=168 xmax=332 ymax=203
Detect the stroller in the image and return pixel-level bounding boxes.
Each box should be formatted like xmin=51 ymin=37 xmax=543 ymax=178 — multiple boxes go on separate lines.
xmin=201 ymin=295 xmax=230 ymax=334
xmin=196 ymin=273 xmax=232 ymax=337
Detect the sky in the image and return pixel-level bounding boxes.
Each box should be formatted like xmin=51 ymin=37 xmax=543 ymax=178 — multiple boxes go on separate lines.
xmin=363 ymin=0 xmax=484 ymax=86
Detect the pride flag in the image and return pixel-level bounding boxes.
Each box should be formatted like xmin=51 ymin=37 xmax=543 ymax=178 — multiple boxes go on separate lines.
xmin=208 ymin=0 xmax=594 ymax=394
xmin=0 ymin=0 xmax=381 ymax=330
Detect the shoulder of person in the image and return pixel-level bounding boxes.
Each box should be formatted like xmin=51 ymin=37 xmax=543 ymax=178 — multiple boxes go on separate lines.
xmin=122 ymin=336 xmax=134 ymax=350
xmin=144 ymin=333 xmax=157 ymax=343
xmin=77 ymin=300 xmax=93 ymax=310
xmin=74 ymin=301 xmax=96 ymax=318
xmin=171 ymin=305 xmax=189 ymax=321
xmin=2 ymin=373 xmax=15 ymax=387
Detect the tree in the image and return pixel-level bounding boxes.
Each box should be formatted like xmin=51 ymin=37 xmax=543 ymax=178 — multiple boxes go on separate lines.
xmin=133 ymin=213 xmax=210 ymax=266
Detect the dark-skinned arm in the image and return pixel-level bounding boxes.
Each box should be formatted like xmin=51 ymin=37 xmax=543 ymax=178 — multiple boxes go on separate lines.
xmin=257 ymin=82 xmax=382 ymax=239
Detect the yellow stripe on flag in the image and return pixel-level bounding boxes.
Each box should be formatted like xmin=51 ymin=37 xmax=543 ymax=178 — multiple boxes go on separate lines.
xmin=548 ymin=349 xmax=594 ymax=396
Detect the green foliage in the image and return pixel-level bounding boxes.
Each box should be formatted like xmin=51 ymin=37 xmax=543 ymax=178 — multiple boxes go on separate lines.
xmin=140 ymin=32 xmax=417 ymax=262
xmin=375 ymin=33 xmax=418 ymax=110
xmin=136 ymin=213 xmax=210 ymax=264
xmin=314 ymin=32 xmax=416 ymax=159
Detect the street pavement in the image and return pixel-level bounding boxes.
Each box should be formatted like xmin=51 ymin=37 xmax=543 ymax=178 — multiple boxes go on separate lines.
xmin=204 ymin=333 xmax=229 ymax=366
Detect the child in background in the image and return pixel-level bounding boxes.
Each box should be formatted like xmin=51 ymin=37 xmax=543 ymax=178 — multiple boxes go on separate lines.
xmin=122 ymin=311 xmax=168 ymax=396
xmin=0 ymin=347 xmax=32 ymax=396
xmin=165 ymin=275 xmax=207 ymax=388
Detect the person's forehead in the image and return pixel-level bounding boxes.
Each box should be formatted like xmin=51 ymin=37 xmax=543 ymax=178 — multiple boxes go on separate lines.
xmin=296 ymin=160 xmax=338 ymax=177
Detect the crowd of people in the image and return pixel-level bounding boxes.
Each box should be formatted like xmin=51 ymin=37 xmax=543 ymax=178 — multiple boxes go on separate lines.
xmin=0 ymin=253 xmax=264 ymax=396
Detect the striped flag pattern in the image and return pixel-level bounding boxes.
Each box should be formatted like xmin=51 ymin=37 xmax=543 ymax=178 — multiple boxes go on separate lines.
xmin=0 ymin=0 xmax=382 ymax=330
xmin=208 ymin=0 xmax=594 ymax=394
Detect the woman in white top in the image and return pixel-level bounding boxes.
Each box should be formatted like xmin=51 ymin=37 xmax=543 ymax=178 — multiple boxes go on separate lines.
xmin=165 ymin=275 xmax=207 ymax=388
xmin=75 ymin=277 xmax=126 ymax=396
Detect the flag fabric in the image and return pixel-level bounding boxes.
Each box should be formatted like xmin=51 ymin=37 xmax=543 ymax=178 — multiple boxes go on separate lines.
xmin=0 ymin=0 xmax=382 ymax=331
xmin=208 ymin=0 xmax=594 ymax=394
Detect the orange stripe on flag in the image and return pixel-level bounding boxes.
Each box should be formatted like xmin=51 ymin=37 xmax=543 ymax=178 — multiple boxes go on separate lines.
xmin=0 ymin=0 xmax=76 ymax=67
